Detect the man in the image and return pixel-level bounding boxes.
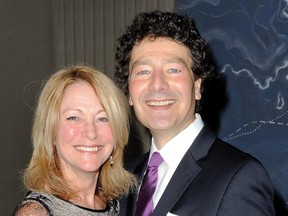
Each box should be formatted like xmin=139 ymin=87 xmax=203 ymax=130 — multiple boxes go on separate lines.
xmin=115 ymin=11 xmax=275 ymax=215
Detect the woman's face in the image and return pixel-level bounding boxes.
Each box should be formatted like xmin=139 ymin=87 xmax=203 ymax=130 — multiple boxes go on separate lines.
xmin=56 ymin=81 xmax=114 ymax=178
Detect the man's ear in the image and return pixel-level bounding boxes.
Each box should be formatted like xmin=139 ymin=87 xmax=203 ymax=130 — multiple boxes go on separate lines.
xmin=195 ymin=78 xmax=202 ymax=100
xmin=128 ymin=95 xmax=133 ymax=106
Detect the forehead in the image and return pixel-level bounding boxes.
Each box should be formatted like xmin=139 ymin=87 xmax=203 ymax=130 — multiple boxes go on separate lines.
xmin=130 ymin=37 xmax=192 ymax=65
xmin=61 ymin=81 xmax=97 ymax=103
xmin=63 ymin=80 xmax=91 ymax=94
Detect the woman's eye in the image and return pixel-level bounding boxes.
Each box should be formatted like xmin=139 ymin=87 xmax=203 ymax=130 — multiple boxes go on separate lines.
xmin=98 ymin=117 xmax=108 ymax=122
xmin=66 ymin=116 xmax=78 ymax=121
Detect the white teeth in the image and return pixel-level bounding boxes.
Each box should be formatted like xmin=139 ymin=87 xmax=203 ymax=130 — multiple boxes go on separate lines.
xmin=147 ymin=100 xmax=175 ymax=106
xmin=76 ymin=146 xmax=98 ymax=152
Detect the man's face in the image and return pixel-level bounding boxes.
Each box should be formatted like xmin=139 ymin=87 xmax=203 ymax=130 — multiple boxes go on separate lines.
xmin=128 ymin=37 xmax=202 ymax=148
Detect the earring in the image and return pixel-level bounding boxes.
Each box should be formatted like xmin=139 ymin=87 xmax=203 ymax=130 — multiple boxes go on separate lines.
xmin=109 ymin=155 xmax=114 ymax=166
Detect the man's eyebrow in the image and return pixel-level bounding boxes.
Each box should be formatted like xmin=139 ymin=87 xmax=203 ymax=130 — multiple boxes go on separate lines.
xmin=130 ymin=57 xmax=190 ymax=71
xmin=162 ymin=57 xmax=186 ymax=65
xmin=131 ymin=59 xmax=152 ymax=68
xmin=133 ymin=57 xmax=185 ymax=66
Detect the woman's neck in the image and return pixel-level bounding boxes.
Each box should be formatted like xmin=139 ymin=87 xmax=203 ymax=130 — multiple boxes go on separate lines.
xmin=66 ymin=172 xmax=104 ymax=209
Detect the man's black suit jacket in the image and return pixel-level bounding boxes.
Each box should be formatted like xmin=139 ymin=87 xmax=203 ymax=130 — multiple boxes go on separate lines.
xmin=120 ymin=125 xmax=275 ymax=216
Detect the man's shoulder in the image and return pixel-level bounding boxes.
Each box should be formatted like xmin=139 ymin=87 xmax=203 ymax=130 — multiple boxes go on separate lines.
xmin=198 ymin=124 xmax=256 ymax=162
xmin=212 ymin=139 xmax=256 ymax=160
xmin=206 ymin=138 xmax=267 ymax=173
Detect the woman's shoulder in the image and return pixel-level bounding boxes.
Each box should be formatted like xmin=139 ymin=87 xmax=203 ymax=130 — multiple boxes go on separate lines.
xmin=13 ymin=192 xmax=120 ymax=216
xmin=107 ymin=199 xmax=120 ymax=214
xmin=13 ymin=192 xmax=50 ymax=216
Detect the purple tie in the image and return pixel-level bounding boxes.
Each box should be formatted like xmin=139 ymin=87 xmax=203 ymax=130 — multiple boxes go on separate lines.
xmin=135 ymin=152 xmax=164 ymax=216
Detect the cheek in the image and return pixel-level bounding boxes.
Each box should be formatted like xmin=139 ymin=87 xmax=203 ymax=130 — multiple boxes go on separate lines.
xmin=128 ymin=85 xmax=136 ymax=106
xmin=104 ymin=128 xmax=114 ymax=142
xmin=58 ymin=124 xmax=80 ymax=143
xmin=175 ymin=78 xmax=193 ymax=96
xmin=129 ymin=80 xmax=143 ymax=98
xmin=129 ymin=82 xmax=146 ymax=108
xmin=98 ymin=126 xmax=114 ymax=146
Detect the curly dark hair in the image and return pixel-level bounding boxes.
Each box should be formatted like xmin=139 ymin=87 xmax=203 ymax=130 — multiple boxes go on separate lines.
xmin=115 ymin=11 xmax=218 ymax=102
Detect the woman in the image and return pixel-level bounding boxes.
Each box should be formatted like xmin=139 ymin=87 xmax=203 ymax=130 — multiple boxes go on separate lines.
xmin=13 ymin=65 xmax=137 ymax=215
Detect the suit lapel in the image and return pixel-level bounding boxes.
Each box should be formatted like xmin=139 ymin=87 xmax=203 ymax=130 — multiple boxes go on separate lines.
xmin=153 ymin=125 xmax=216 ymax=215
xmin=152 ymin=150 xmax=201 ymax=215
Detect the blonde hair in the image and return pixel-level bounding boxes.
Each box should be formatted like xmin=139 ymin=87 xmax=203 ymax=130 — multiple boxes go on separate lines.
xmin=23 ymin=65 xmax=136 ymax=202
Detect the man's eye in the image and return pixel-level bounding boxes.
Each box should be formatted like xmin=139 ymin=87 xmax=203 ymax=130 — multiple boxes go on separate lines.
xmin=67 ymin=116 xmax=78 ymax=121
xmin=168 ymin=68 xmax=181 ymax=73
xmin=137 ymin=70 xmax=149 ymax=75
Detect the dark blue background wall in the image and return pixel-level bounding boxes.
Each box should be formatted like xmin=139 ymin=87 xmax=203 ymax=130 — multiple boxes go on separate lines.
xmin=178 ymin=0 xmax=288 ymax=209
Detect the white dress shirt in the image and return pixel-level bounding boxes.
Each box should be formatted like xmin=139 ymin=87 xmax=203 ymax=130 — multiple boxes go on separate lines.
xmin=147 ymin=113 xmax=204 ymax=209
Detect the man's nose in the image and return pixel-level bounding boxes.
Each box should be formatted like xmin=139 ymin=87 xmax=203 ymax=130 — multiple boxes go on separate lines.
xmin=150 ymin=70 xmax=169 ymax=91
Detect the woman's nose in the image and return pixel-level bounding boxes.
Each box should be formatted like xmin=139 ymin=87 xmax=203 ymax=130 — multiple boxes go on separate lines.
xmin=82 ymin=122 xmax=98 ymax=140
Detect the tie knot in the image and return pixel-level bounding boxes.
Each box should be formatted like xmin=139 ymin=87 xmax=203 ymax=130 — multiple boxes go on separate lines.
xmin=148 ymin=152 xmax=164 ymax=168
